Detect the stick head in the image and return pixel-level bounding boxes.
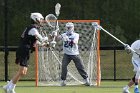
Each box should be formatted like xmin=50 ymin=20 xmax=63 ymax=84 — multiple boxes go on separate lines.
xmin=55 ymin=3 xmax=61 ymax=16
xmin=45 ymin=14 xmax=57 ymax=28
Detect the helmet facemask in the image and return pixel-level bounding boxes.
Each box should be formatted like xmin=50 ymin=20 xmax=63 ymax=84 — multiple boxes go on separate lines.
xmin=65 ymin=22 xmax=74 ymax=35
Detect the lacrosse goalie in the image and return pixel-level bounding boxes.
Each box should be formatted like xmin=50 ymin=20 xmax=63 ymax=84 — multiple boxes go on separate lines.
xmin=3 ymin=12 xmax=49 ymax=93
xmin=52 ymin=22 xmax=90 ymax=86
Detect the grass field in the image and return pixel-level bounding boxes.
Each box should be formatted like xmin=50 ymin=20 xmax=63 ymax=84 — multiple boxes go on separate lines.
xmin=0 ymin=49 xmax=135 ymax=93
xmin=0 ymin=81 xmax=134 ymax=93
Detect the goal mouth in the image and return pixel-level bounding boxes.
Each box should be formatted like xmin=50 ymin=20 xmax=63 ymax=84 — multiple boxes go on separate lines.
xmin=35 ymin=20 xmax=101 ymax=87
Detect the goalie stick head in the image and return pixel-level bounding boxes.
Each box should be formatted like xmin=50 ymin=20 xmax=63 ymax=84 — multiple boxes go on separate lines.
xmin=55 ymin=3 xmax=61 ymax=16
xmin=30 ymin=13 xmax=44 ymax=25
xmin=66 ymin=22 xmax=74 ymax=34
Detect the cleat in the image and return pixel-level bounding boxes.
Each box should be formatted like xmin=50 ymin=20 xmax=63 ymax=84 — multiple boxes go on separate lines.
xmin=3 ymin=85 xmax=16 ymax=93
xmin=60 ymin=80 xmax=66 ymax=86
xmin=122 ymin=89 xmax=130 ymax=93
xmin=84 ymin=78 xmax=90 ymax=86
xmin=9 ymin=89 xmax=16 ymax=93
xmin=3 ymin=85 xmax=8 ymax=93
xmin=122 ymin=86 xmax=130 ymax=93
xmin=134 ymin=87 xmax=139 ymax=93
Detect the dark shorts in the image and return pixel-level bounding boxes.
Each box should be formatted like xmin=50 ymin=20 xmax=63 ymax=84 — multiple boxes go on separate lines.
xmin=15 ymin=46 xmax=30 ymax=67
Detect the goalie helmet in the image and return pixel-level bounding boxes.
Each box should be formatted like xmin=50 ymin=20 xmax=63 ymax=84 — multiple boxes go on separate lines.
xmin=65 ymin=22 xmax=74 ymax=34
xmin=30 ymin=13 xmax=44 ymax=23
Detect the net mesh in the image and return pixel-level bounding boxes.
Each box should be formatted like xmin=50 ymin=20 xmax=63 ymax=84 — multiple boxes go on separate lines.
xmin=35 ymin=20 xmax=100 ymax=86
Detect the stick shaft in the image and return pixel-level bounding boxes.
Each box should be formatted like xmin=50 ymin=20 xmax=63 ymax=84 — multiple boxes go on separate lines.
xmin=100 ymin=27 xmax=126 ymax=46
xmin=100 ymin=26 xmax=140 ymax=55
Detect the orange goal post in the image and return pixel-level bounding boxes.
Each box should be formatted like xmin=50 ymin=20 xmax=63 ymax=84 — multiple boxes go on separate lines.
xmin=35 ymin=20 xmax=101 ymax=86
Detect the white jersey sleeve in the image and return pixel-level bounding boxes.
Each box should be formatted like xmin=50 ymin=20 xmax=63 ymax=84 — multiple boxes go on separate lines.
xmin=28 ymin=28 xmax=48 ymax=42
xmin=131 ymin=40 xmax=140 ymax=59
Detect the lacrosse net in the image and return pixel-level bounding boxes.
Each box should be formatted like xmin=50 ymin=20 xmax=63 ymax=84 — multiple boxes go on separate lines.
xmin=35 ymin=20 xmax=101 ymax=86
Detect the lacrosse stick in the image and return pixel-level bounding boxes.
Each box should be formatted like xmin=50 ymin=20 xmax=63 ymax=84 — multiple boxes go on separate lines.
xmin=45 ymin=3 xmax=61 ymax=48
xmin=92 ymin=22 xmax=140 ymax=56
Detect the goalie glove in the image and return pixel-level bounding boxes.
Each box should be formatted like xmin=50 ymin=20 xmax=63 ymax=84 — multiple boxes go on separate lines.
xmin=62 ymin=34 xmax=70 ymax=41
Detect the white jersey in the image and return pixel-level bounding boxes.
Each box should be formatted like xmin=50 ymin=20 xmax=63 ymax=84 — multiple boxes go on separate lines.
xmin=61 ymin=32 xmax=79 ymax=55
xmin=131 ymin=40 xmax=140 ymax=72
xmin=131 ymin=40 xmax=140 ymax=59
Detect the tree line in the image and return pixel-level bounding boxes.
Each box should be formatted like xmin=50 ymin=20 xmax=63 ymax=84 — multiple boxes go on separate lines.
xmin=0 ymin=0 xmax=140 ymax=46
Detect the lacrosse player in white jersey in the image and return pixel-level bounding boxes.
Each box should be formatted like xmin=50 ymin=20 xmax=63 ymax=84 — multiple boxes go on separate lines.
xmin=3 ymin=13 xmax=49 ymax=93
xmin=123 ymin=40 xmax=140 ymax=93
xmin=52 ymin=22 xmax=90 ymax=86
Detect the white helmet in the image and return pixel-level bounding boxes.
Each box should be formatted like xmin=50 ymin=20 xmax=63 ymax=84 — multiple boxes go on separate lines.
xmin=65 ymin=22 xmax=74 ymax=34
xmin=30 ymin=13 xmax=44 ymax=22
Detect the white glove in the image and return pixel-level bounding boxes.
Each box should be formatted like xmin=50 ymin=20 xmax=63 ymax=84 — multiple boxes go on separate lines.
xmin=124 ymin=44 xmax=131 ymax=53
xmin=42 ymin=36 xmax=48 ymax=42
xmin=52 ymin=31 xmax=57 ymax=36
xmin=36 ymin=40 xmax=49 ymax=47
xmin=50 ymin=41 xmax=57 ymax=47
xmin=124 ymin=44 xmax=130 ymax=50
xmin=62 ymin=35 xmax=70 ymax=41
xmin=52 ymin=26 xmax=59 ymax=36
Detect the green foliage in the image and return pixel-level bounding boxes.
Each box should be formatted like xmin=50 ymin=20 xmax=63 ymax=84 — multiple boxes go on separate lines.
xmin=0 ymin=0 xmax=140 ymax=46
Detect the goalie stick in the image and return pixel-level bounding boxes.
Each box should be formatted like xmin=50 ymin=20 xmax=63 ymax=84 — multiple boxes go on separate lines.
xmin=92 ymin=22 xmax=140 ymax=56
xmin=45 ymin=3 xmax=61 ymax=48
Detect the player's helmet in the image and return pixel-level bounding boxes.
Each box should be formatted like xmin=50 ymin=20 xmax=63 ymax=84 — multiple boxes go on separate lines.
xmin=30 ymin=13 xmax=44 ymax=23
xmin=65 ymin=22 xmax=74 ymax=34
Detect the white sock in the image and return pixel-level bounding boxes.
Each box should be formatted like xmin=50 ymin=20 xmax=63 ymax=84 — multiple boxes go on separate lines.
xmin=135 ymin=85 xmax=138 ymax=89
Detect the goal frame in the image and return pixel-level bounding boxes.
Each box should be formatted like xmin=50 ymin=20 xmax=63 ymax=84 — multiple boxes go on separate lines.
xmin=35 ymin=20 xmax=101 ymax=87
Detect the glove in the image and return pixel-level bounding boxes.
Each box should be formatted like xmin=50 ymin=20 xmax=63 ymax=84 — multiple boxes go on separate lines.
xmin=50 ymin=41 xmax=57 ymax=47
xmin=62 ymin=35 xmax=70 ymax=41
xmin=52 ymin=31 xmax=58 ymax=36
xmin=42 ymin=36 xmax=48 ymax=42
xmin=36 ymin=40 xmax=49 ymax=47
xmin=124 ymin=44 xmax=131 ymax=53
xmin=124 ymin=44 xmax=130 ymax=50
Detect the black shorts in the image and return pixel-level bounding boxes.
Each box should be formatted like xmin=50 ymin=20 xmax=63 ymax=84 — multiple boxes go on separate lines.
xmin=15 ymin=46 xmax=30 ymax=67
